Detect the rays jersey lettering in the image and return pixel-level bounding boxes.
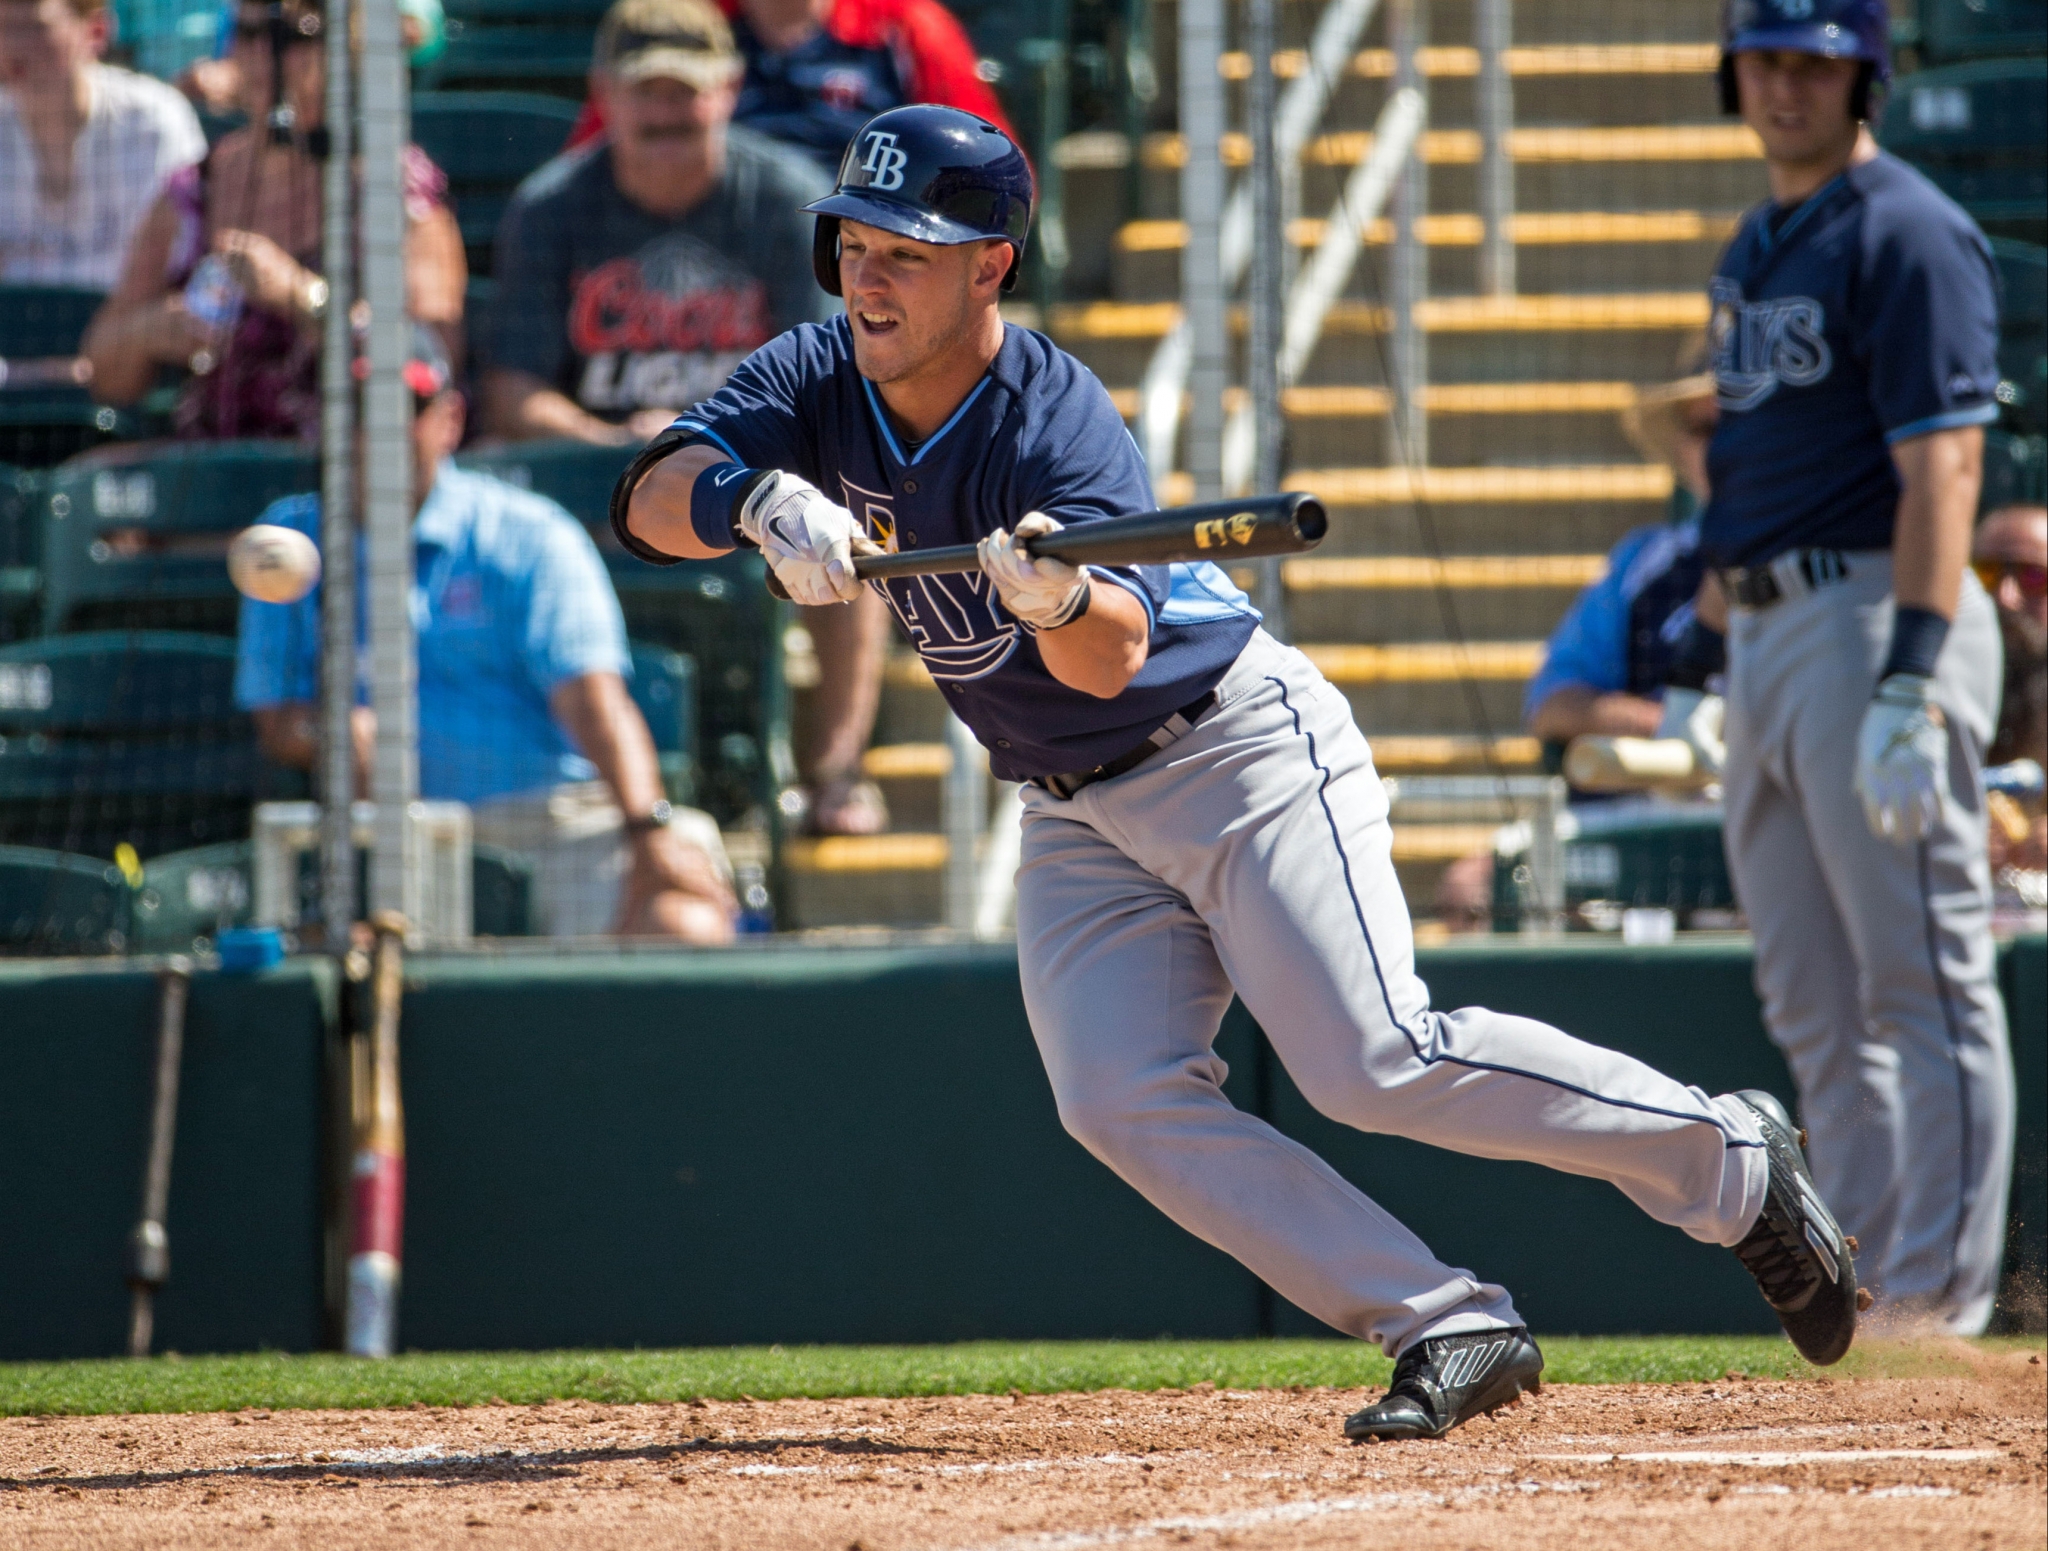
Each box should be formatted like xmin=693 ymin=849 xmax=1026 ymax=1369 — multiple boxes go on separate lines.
xmin=1709 ymin=278 xmax=1832 ymax=412
xmin=1695 ymin=153 xmax=2001 ymax=569
xmin=839 ymin=475 xmax=1021 ymax=680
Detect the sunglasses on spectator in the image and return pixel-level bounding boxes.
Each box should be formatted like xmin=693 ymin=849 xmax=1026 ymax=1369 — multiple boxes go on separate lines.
xmin=1973 ymin=559 xmax=2048 ymax=599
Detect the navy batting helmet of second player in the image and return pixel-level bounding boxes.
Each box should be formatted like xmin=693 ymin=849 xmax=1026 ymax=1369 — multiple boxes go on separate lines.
xmin=1719 ymin=0 xmax=1892 ymax=120
xmin=802 ymin=104 xmax=1037 ymax=296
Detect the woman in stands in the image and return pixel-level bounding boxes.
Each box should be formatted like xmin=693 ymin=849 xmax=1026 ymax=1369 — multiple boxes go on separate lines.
xmin=82 ymin=0 xmax=466 ymax=439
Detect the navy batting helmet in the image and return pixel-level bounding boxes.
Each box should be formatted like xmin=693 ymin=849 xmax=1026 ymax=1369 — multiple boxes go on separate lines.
xmin=801 ymin=104 xmax=1036 ymax=296
xmin=1719 ymin=0 xmax=1891 ymax=119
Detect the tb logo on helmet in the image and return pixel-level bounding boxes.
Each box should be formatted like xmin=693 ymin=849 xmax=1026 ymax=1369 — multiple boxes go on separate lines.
xmin=860 ymin=131 xmax=909 ymax=191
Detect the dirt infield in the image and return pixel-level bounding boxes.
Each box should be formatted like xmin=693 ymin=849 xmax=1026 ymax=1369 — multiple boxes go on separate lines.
xmin=2 ymin=1345 xmax=2041 ymax=1550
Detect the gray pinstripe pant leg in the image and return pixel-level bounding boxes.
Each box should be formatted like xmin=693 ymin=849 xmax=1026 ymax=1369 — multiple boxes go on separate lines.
xmin=1014 ymin=630 xmax=1770 ymax=1356
xmin=1723 ymin=554 xmax=2013 ymax=1334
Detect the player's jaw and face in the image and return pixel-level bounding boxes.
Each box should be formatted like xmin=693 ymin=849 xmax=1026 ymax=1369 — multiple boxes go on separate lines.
xmin=838 ymin=218 xmax=1010 ymax=416
xmin=1734 ymin=50 xmax=1863 ymax=177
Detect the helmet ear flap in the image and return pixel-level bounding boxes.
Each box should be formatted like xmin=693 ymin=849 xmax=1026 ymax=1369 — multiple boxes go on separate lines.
xmin=1718 ymin=54 xmax=1740 ymax=115
xmin=812 ymin=216 xmax=843 ymax=297
xmin=1851 ymin=60 xmax=1876 ymax=123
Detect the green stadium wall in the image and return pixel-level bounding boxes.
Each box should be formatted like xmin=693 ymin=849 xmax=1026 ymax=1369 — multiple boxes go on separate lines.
xmin=1 ymin=938 xmax=2040 ymax=1359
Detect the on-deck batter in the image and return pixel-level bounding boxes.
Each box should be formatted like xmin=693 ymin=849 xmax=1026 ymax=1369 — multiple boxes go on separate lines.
xmin=1654 ymin=0 xmax=2014 ymax=1335
xmin=613 ymin=104 xmax=1863 ymax=1439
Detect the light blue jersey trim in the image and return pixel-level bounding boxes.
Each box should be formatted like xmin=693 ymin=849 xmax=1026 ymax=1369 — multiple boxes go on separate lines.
xmin=1756 ymin=172 xmax=1847 ymax=255
xmin=1886 ymin=403 xmax=1999 ymax=444
xmin=861 ymin=375 xmax=995 ymax=467
xmin=1089 ymin=566 xmax=1157 ymax=629
xmin=1158 ymin=561 xmax=1261 ymax=626
xmin=675 ymin=419 xmax=744 ymax=465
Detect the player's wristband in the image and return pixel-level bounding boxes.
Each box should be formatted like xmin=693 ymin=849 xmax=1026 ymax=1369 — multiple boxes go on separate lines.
xmin=1881 ymin=605 xmax=1950 ymax=682
xmin=1664 ymin=617 xmax=1726 ymax=693
xmin=690 ymin=463 xmax=774 ymax=554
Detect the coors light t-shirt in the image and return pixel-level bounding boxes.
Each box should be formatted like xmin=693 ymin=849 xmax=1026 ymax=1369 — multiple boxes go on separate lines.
xmin=483 ymin=127 xmax=837 ymax=419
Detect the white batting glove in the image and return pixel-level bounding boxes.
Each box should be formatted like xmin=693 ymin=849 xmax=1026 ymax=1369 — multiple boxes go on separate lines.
xmin=1855 ymin=674 xmax=1948 ymax=843
xmin=1654 ymin=687 xmax=1726 ymax=778
xmin=977 ymin=512 xmax=1090 ymax=630
xmin=738 ymin=471 xmax=865 ymax=606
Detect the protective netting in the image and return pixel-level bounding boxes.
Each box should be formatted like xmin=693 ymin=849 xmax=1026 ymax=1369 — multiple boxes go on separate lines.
xmin=0 ymin=0 xmax=2039 ymax=952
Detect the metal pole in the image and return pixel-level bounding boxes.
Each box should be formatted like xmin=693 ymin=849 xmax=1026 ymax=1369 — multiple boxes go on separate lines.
xmin=1180 ymin=0 xmax=1226 ymax=502
xmin=1476 ymin=0 xmax=1515 ymax=296
xmin=318 ymin=0 xmax=357 ymax=947
xmin=1028 ymin=8 xmax=1071 ymax=313
xmin=1388 ymin=0 xmax=1428 ymax=470
xmin=359 ymin=0 xmax=416 ymax=922
xmin=1246 ymin=0 xmax=1288 ymax=638
xmin=942 ymin=716 xmax=985 ymax=933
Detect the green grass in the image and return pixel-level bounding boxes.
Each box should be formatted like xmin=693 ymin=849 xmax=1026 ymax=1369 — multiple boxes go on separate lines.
xmin=1 ymin=1336 xmax=2038 ymax=1417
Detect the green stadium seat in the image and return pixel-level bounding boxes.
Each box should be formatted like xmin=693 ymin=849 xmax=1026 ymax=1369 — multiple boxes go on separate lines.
xmin=1983 ymin=430 xmax=2048 ymax=509
xmin=0 ymin=286 xmax=134 ymax=468
xmin=1880 ymin=58 xmax=2048 ymax=244
xmin=38 ymin=440 xmax=317 ymax=637
xmin=1918 ymin=0 xmax=2047 ymax=62
xmin=1493 ymin=803 xmax=1735 ymax=932
xmin=0 ymin=464 xmax=36 ymax=644
xmin=628 ymin=640 xmax=700 ymax=807
xmin=0 ymin=631 xmax=304 ymax=859
xmin=410 ymin=91 xmax=581 ymax=276
xmin=130 ymin=838 xmax=537 ymax=946
xmin=1991 ymin=239 xmax=2047 ymax=436
xmin=0 ymin=844 xmax=134 ymax=953
xmin=455 ymin=440 xmax=790 ymax=827
xmin=128 ymin=838 xmax=255 ymax=952
xmin=431 ymin=26 xmax=603 ymax=92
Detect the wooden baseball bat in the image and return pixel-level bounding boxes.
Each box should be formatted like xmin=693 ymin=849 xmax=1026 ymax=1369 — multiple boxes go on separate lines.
xmin=345 ymin=912 xmax=407 ymax=1358
xmin=763 ymin=493 xmax=1328 ymax=597
xmin=126 ymin=957 xmax=192 ymax=1358
xmin=1563 ymin=735 xmax=1711 ymax=793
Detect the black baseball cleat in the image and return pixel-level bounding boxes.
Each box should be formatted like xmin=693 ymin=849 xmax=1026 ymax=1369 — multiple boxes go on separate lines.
xmin=1731 ymin=1089 xmax=1860 ymax=1366
xmin=1343 ymin=1326 xmax=1544 ymax=1442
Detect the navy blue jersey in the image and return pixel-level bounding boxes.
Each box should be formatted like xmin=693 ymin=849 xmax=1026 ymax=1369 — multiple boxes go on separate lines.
xmin=1699 ymin=153 xmax=2000 ymax=569
xmin=674 ymin=317 xmax=1261 ymax=781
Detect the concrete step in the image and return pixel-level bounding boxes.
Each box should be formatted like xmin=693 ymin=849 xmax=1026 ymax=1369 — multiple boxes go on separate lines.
xmin=1104 ymin=381 xmax=1654 ymax=467
xmin=1052 ymin=291 xmax=1711 ymax=388
xmin=778 ymin=824 xmax=1499 ymax=929
xmin=1109 ymin=211 xmax=1739 ymax=301
xmin=1280 ymin=553 xmax=1602 ymax=642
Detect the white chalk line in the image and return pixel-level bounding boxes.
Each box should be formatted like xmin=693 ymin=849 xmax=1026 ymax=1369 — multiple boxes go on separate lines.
xmin=1533 ymin=1448 xmax=2002 ymax=1466
xmin=930 ymin=1481 xmax=1594 ymax=1551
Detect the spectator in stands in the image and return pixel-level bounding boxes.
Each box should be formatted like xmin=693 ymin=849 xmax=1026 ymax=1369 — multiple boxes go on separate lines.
xmin=0 ymin=0 xmax=205 ymax=289
xmin=1524 ymin=367 xmax=1724 ymax=751
xmin=236 ymin=326 xmax=738 ymax=942
xmin=1977 ymin=503 xmax=2047 ymax=766
xmin=564 ymin=0 xmax=1015 ymax=169
xmin=482 ymin=0 xmax=889 ymax=835
xmin=80 ymin=0 xmax=465 ymax=439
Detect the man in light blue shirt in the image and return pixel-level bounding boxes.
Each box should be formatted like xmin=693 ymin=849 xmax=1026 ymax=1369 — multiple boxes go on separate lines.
xmin=235 ymin=330 xmax=734 ymax=941
xmin=1522 ymin=517 xmax=1710 ymax=759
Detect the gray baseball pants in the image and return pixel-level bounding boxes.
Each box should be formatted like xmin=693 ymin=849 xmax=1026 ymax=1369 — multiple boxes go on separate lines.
xmin=1722 ymin=552 xmax=2012 ymax=1334
xmin=1015 ymin=629 xmax=1769 ymax=1356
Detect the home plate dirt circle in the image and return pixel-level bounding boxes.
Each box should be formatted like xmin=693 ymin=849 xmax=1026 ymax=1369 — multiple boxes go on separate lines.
xmin=2 ymin=1353 xmax=2041 ymax=1549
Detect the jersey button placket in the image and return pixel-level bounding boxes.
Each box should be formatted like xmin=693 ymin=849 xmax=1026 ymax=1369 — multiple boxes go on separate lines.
xmin=903 ymin=479 xmax=919 ymax=493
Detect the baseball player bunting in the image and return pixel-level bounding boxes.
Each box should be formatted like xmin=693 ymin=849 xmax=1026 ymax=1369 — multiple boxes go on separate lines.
xmin=616 ymin=104 xmax=1861 ymax=1440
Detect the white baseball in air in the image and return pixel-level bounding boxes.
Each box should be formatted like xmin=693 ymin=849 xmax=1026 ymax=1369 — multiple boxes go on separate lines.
xmin=228 ymin=524 xmax=321 ymax=604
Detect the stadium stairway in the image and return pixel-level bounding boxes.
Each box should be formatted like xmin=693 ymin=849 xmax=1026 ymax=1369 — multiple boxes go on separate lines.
xmin=795 ymin=0 xmax=1760 ymax=928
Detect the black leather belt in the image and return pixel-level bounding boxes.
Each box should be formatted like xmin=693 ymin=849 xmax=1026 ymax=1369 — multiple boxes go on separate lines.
xmin=1031 ymin=690 xmax=1219 ymax=801
xmin=1718 ymin=548 xmax=1852 ymax=609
